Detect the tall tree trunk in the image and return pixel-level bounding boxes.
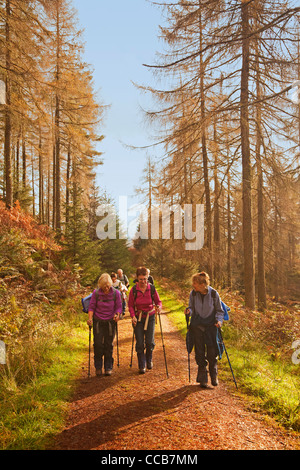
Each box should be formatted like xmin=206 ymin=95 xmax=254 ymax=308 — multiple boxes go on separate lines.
xmin=255 ymin=45 xmax=267 ymax=310
xmin=38 ymin=129 xmax=44 ymax=223
xmin=199 ymin=3 xmax=212 ymax=275
xmin=46 ymin=162 xmax=50 ymax=226
xmin=52 ymin=143 xmax=56 ymax=229
xmin=4 ymin=0 xmax=13 ymax=208
xmin=240 ymin=0 xmax=255 ymax=309
xmin=65 ymin=142 xmax=71 ymax=226
xmin=15 ymin=130 xmax=20 ymax=201
xmin=148 ymin=156 xmax=152 ymax=239
xmin=227 ymin=164 xmax=232 ymax=289
xmin=31 ymin=156 xmax=35 ymax=217
xmin=54 ymin=1 xmax=61 ymax=232
xmin=22 ymin=129 xmax=26 ymax=189
xmin=213 ymin=120 xmax=220 ymax=283
xmin=273 ymin=179 xmax=279 ymax=301
xmin=253 ymin=5 xmax=267 ymax=309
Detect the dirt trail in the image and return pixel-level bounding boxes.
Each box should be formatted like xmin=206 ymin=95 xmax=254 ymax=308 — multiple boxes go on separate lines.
xmin=51 ymin=310 xmax=299 ymax=451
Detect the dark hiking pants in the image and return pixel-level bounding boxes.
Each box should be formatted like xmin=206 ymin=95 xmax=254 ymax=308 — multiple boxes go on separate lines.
xmin=134 ymin=314 xmax=156 ymax=369
xmin=190 ymin=324 xmax=218 ymax=383
xmin=93 ymin=318 xmax=116 ymax=371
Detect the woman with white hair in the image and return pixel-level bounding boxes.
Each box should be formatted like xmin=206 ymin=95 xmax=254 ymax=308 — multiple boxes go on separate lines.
xmin=87 ymin=273 xmax=122 ymax=376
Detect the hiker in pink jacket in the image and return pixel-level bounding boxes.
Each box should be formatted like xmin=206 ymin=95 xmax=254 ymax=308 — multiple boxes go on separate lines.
xmin=128 ymin=266 xmax=162 ymax=374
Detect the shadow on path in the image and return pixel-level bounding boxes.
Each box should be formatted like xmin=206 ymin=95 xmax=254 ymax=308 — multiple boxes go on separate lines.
xmin=54 ymin=385 xmax=199 ymax=450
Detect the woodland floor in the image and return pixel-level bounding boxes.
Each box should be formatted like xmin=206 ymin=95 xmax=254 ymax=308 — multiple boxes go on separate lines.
xmin=50 ymin=309 xmax=300 ymax=451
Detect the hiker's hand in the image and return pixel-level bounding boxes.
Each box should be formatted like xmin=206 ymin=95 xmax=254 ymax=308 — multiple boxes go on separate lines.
xmin=132 ymin=316 xmax=137 ymax=327
xmin=185 ymin=308 xmax=191 ymax=316
xmin=215 ymin=321 xmax=222 ymax=328
xmin=87 ymin=318 xmax=93 ymax=327
xmin=114 ymin=313 xmax=120 ymax=322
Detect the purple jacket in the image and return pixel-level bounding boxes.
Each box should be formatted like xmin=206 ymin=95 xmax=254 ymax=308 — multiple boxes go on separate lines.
xmin=88 ymin=287 xmax=122 ymax=321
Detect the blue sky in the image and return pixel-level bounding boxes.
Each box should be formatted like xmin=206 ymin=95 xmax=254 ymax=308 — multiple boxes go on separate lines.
xmin=72 ymin=0 xmax=168 ymax=208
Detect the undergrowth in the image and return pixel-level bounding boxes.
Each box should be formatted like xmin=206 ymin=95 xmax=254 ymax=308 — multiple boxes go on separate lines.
xmin=0 ymin=298 xmax=88 ymax=450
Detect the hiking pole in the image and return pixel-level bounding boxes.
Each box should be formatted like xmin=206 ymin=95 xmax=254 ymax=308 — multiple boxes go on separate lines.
xmin=116 ymin=322 xmax=120 ymax=368
xmin=158 ymin=309 xmax=169 ymax=378
xmin=217 ymin=328 xmax=238 ymax=390
xmin=130 ymin=313 xmax=139 ymax=368
xmin=185 ymin=310 xmax=191 ymax=383
xmin=130 ymin=327 xmax=135 ymax=368
xmin=88 ymin=325 xmax=92 ymax=379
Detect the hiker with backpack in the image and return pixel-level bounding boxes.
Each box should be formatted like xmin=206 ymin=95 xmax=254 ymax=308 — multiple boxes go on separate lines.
xmin=128 ymin=266 xmax=162 ymax=374
xmin=87 ymin=273 xmax=122 ymax=376
xmin=111 ymin=272 xmax=127 ymax=317
xmin=185 ymin=272 xmax=224 ymax=388
xmin=117 ymin=269 xmax=130 ymax=288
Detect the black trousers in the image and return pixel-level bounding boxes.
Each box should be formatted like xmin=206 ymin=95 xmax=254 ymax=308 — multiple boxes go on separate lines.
xmin=190 ymin=324 xmax=218 ymax=383
xmin=93 ymin=318 xmax=116 ymax=371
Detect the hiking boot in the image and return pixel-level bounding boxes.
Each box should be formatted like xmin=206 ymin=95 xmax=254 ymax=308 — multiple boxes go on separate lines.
xmin=211 ymin=377 xmax=219 ymax=386
xmin=96 ymin=369 xmax=102 ymax=377
xmin=137 ymin=353 xmax=146 ymax=372
xmin=200 ymin=383 xmax=208 ymax=389
xmin=146 ymin=350 xmax=153 ymax=370
xmin=105 ymin=370 xmax=112 ymax=376
xmin=196 ymin=367 xmax=208 ymax=385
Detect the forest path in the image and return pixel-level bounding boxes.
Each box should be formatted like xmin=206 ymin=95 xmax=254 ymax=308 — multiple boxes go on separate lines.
xmin=51 ymin=309 xmax=299 ymax=451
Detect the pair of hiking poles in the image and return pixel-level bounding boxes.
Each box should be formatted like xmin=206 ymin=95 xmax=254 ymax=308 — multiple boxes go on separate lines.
xmin=129 ymin=309 xmax=169 ymax=378
xmin=185 ymin=313 xmax=238 ymax=389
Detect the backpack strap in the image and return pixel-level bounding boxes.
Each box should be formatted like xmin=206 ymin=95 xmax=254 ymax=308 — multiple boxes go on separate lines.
xmin=150 ymin=283 xmax=155 ymax=304
xmin=132 ymin=284 xmax=137 ymax=301
xmin=132 ymin=283 xmax=156 ymax=306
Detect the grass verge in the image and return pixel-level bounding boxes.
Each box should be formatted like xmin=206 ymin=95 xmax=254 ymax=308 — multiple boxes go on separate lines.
xmin=0 ymin=302 xmax=89 ymax=450
xmin=155 ymin=281 xmax=300 ymax=433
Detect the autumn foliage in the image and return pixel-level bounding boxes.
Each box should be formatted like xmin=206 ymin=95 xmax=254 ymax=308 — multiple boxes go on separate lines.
xmin=0 ymin=200 xmax=61 ymax=252
xmin=0 ymin=201 xmax=81 ymax=351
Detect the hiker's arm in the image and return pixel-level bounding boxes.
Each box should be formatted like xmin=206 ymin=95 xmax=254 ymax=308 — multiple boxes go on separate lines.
xmin=87 ymin=311 xmax=93 ymax=327
xmin=154 ymin=290 xmax=162 ymax=312
xmin=185 ymin=292 xmax=193 ymax=316
xmin=128 ymin=289 xmax=135 ymax=318
xmin=214 ymin=292 xmax=224 ymax=326
xmin=114 ymin=291 xmax=122 ymax=321
xmin=87 ymin=291 xmax=96 ymax=326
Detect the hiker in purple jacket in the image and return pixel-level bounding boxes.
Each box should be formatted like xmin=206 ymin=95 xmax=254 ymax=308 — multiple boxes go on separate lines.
xmin=87 ymin=273 xmax=122 ymax=376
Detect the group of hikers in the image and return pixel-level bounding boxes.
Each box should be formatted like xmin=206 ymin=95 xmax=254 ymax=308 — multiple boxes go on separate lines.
xmin=86 ymin=267 xmax=226 ymax=388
